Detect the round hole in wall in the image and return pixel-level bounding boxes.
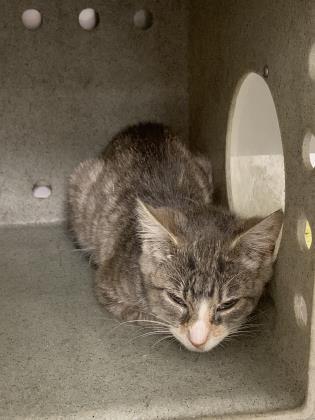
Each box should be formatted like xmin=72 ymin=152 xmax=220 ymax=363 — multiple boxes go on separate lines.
xmin=22 ymin=9 xmax=42 ymax=30
xmin=263 ymin=65 xmax=269 ymax=79
xmin=294 ymin=294 xmax=308 ymax=328
xmin=226 ymin=72 xmax=285 ymax=219
xmin=302 ymin=131 xmax=315 ymax=169
xmin=309 ymin=44 xmax=315 ymax=80
xmin=133 ymin=9 xmax=153 ymax=30
xmin=297 ymin=217 xmax=312 ymax=250
xmin=32 ymin=183 xmax=52 ymax=199
xmin=78 ymin=8 xmax=98 ymax=31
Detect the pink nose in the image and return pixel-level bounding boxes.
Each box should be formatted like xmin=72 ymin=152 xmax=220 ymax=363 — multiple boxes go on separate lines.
xmin=188 ymin=320 xmax=209 ymax=347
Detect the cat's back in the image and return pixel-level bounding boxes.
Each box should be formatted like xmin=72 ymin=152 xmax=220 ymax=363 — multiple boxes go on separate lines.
xmin=103 ymin=122 xmax=172 ymax=159
xmin=68 ymin=122 xmax=213 ymax=263
xmin=103 ymin=123 xmax=212 ymax=207
xmin=102 ymin=122 xmax=183 ymax=184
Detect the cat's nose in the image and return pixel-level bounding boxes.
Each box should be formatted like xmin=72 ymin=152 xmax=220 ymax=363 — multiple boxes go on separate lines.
xmin=188 ymin=320 xmax=210 ymax=347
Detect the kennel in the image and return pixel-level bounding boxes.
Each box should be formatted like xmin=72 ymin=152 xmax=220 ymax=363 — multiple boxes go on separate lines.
xmin=0 ymin=1 xmax=314 ymax=419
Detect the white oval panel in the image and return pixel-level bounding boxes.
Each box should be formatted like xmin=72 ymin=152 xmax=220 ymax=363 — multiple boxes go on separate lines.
xmin=226 ymin=73 xmax=285 ymax=218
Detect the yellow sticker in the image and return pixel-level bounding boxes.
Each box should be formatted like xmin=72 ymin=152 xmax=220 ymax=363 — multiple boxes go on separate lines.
xmin=305 ymin=221 xmax=312 ymax=249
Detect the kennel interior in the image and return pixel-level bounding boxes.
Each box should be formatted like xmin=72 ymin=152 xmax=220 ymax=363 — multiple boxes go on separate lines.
xmin=1 ymin=1 xmax=314 ymax=419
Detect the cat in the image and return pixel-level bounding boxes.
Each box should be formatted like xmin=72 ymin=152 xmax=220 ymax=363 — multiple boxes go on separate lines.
xmin=68 ymin=122 xmax=283 ymax=352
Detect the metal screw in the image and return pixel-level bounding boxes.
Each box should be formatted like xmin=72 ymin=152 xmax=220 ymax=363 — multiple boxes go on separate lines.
xmin=263 ymin=65 xmax=269 ymax=78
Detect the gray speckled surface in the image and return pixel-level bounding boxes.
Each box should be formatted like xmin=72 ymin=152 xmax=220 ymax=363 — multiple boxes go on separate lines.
xmin=0 ymin=225 xmax=304 ymax=419
xmin=0 ymin=0 xmax=188 ymax=225
xmin=190 ymin=1 xmax=315 ymax=418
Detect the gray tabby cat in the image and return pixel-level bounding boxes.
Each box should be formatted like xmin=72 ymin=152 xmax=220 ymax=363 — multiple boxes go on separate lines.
xmin=68 ymin=123 xmax=283 ymax=352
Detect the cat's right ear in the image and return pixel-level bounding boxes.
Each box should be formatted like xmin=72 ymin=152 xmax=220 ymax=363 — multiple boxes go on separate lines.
xmin=231 ymin=209 xmax=284 ymax=269
xmin=136 ymin=199 xmax=180 ymax=261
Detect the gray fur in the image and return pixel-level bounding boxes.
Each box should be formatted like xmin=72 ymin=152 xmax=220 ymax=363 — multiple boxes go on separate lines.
xmin=68 ymin=123 xmax=283 ymax=352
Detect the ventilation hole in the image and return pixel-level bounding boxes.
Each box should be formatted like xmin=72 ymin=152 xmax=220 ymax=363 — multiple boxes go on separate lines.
xmin=302 ymin=131 xmax=315 ymax=169
xmin=309 ymin=44 xmax=315 ymax=80
xmin=22 ymin=9 xmax=42 ymax=30
xmin=32 ymin=184 xmax=52 ymax=199
xmin=297 ymin=217 xmax=312 ymax=250
xmin=304 ymin=220 xmax=312 ymax=249
xmin=226 ymin=72 xmax=285 ymax=219
xmin=263 ymin=65 xmax=269 ymax=79
xmin=133 ymin=9 xmax=153 ymax=30
xmin=294 ymin=294 xmax=308 ymax=327
xmin=78 ymin=8 xmax=98 ymax=31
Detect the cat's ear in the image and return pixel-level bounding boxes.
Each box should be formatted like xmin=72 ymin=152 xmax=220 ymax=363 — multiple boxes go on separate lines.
xmin=136 ymin=199 xmax=181 ymax=261
xmin=231 ymin=210 xmax=283 ymax=269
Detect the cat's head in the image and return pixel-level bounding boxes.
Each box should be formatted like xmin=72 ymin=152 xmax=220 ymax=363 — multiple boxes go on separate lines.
xmin=136 ymin=199 xmax=283 ymax=352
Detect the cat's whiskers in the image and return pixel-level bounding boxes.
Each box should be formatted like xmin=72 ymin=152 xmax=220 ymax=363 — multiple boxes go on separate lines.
xmin=132 ymin=325 xmax=161 ymax=333
xmin=226 ymin=329 xmax=257 ymax=340
xmin=111 ymin=318 xmax=171 ymax=332
xmin=151 ymin=335 xmax=174 ymax=349
xmin=128 ymin=329 xmax=170 ymax=344
xmin=223 ymin=319 xmax=264 ymax=343
xmin=236 ymin=323 xmax=262 ymax=331
xmin=238 ymin=325 xmax=262 ymax=332
xmin=229 ymin=331 xmax=256 ymax=338
xmin=148 ymin=312 xmax=173 ymax=326
xmin=164 ymin=336 xmax=177 ymax=350
xmin=71 ymin=247 xmax=94 ymax=253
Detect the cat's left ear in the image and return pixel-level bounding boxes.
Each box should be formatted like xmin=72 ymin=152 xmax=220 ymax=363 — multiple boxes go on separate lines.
xmin=136 ymin=199 xmax=182 ymax=261
xmin=231 ymin=209 xmax=283 ymax=269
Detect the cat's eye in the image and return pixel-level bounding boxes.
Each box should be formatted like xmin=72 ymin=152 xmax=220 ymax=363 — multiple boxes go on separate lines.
xmin=217 ymin=299 xmax=239 ymax=311
xmin=166 ymin=292 xmax=186 ymax=307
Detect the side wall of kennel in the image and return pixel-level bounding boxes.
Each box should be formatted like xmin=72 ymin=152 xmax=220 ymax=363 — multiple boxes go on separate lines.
xmin=190 ymin=1 xmax=315 ymax=416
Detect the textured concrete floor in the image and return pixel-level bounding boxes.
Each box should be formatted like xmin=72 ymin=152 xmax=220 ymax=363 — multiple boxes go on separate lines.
xmin=0 ymin=225 xmax=304 ymax=419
